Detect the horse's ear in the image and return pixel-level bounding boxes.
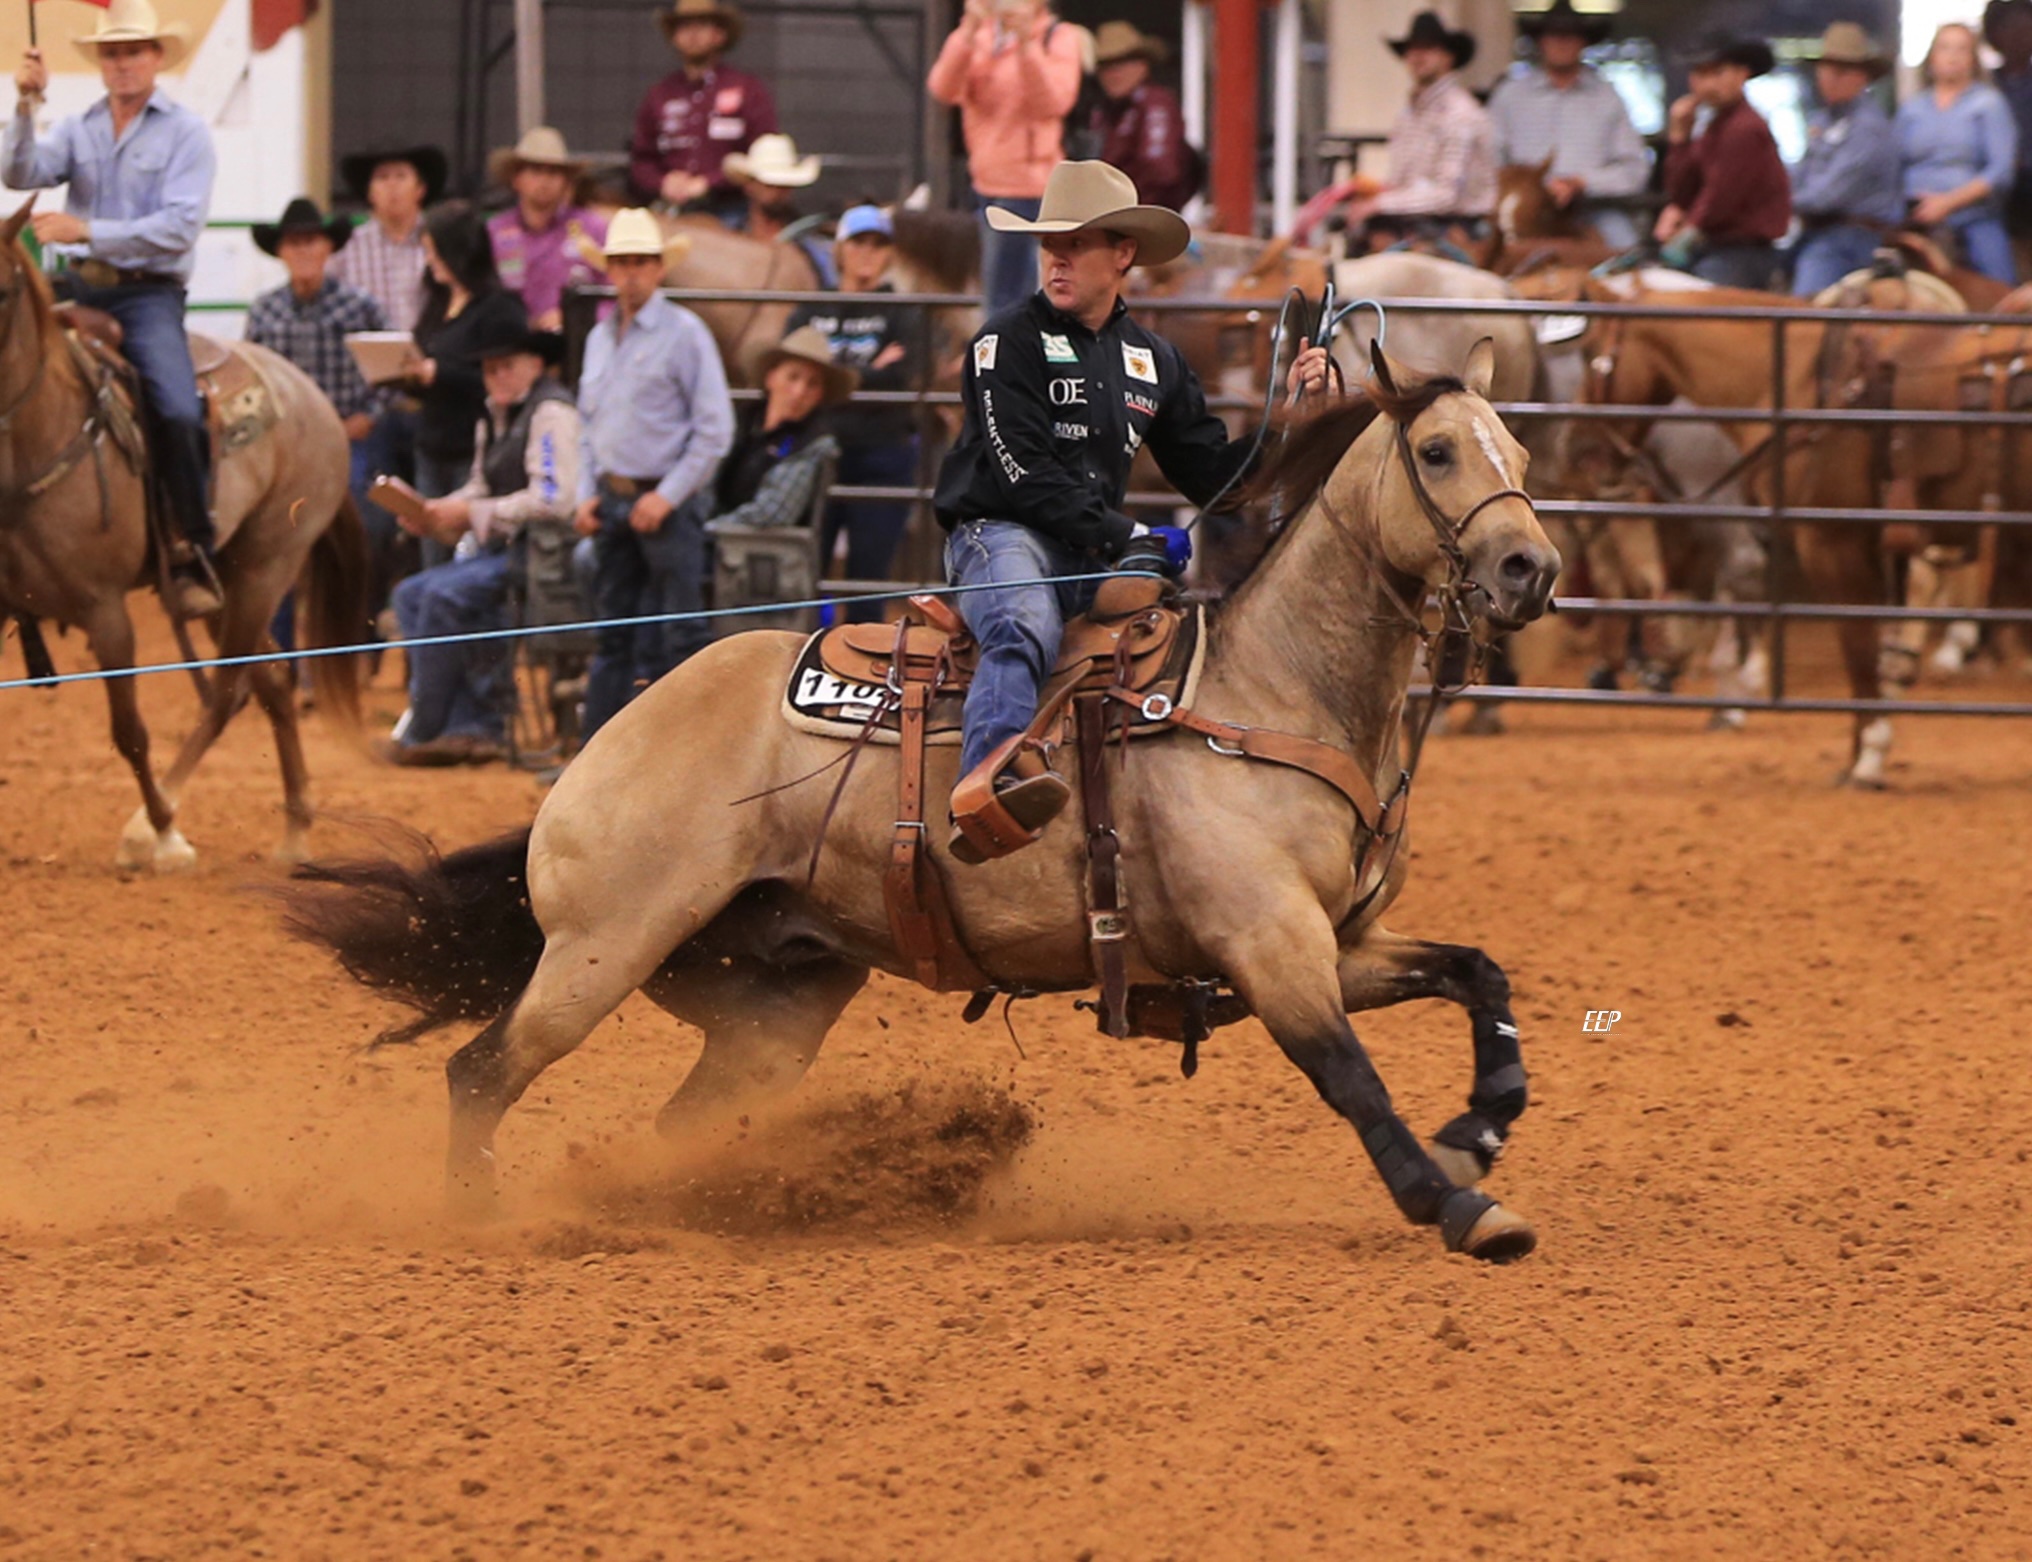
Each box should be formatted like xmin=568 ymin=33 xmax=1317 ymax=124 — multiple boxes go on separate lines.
xmin=1462 ymin=336 xmax=1497 ymax=399
xmin=1369 ymin=340 xmax=1402 ymax=397
xmin=1535 ymin=152 xmax=1555 ymax=179
xmin=2 ymin=197 xmax=36 ymax=247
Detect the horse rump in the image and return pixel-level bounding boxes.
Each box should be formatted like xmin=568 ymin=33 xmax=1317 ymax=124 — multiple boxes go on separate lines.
xmin=281 ymin=824 xmax=541 ymax=1045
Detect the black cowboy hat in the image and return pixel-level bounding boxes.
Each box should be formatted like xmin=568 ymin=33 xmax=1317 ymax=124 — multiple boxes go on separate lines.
xmin=1687 ymin=32 xmax=1776 ymax=77
xmin=252 ymin=196 xmax=352 ymax=257
xmin=1387 ymin=10 xmax=1476 ymax=70
xmin=1986 ymin=0 xmax=2032 ymax=45
xmin=1519 ymin=0 xmax=1611 ymax=47
xmin=473 ymin=318 xmax=565 ymax=366
xmin=337 ymin=144 xmax=450 ymax=207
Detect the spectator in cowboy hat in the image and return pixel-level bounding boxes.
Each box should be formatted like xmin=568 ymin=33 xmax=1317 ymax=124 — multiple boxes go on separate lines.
xmin=382 ymin=320 xmax=582 ymax=767
xmin=572 ymin=208 xmax=734 ymax=737
xmin=1789 ymin=24 xmax=1903 ymax=297
xmin=1337 ymin=11 xmax=1496 ymax=247
xmin=1487 ymin=0 xmax=1647 ymax=247
xmin=1655 ymin=34 xmax=1791 ymax=290
xmin=1085 ymin=21 xmax=1199 ymax=212
xmin=1898 ymin=22 xmax=2020 ymax=284
xmin=702 ymin=324 xmax=851 ymax=541
xmin=487 ymin=126 xmax=609 ymax=331
xmin=720 ymin=132 xmax=823 ymax=251
xmin=927 ymin=0 xmax=1085 ymax=315
xmin=330 ymin=143 xmax=446 ymax=334
xmin=629 ymin=0 xmax=779 ymax=223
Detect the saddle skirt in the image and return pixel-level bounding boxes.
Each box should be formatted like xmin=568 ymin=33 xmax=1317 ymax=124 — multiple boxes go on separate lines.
xmin=782 ymin=591 xmax=1206 ymax=746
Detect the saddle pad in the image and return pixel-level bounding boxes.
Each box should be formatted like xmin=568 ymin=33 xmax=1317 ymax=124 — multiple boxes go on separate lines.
xmin=780 ymin=603 xmax=1207 ymax=746
xmin=193 ymin=337 xmax=280 ymax=455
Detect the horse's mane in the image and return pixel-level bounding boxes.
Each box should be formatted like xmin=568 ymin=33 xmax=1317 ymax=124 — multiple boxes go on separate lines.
xmin=0 ymin=231 xmax=76 ymax=392
xmin=889 ymin=208 xmax=979 ymax=291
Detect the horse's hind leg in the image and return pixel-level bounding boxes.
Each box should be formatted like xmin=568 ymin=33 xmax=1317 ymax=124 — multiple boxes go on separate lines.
xmin=643 ymin=950 xmax=869 ymax=1135
xmin=82 ymin=602 xmax=186 ymax=874
xmin=1223 ymin=912 xmax=1535 ymax=1263
xmin=1336 ymin=927 xmax=1527 ymax=1189
xmin=245 ymin=650 xmax=314 ymax=862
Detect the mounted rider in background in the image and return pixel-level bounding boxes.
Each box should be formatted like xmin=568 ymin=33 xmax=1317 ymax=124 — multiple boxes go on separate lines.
xmin=5 ymin=0 xmax=219 ymax=618
xmin=933 ymin=158 xmax=1326 ymax=863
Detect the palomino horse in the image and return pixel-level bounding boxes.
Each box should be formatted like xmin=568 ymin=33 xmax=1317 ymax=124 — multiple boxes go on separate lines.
xmin=0 ymin=203 xmax=364 ymax=869
xmin=285 ymin=344 xmax=1562 ymax=1264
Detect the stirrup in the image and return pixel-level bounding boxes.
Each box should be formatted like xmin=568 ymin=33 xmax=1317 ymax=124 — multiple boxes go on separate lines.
xmin=949 ymin=743 xmax=1072 ymax=865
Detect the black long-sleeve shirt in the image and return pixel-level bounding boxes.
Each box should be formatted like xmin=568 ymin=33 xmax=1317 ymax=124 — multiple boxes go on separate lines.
xmin=933 ymin=290 xmax=1255 ymax=558
xmin=412 ymin=287 xmax=529 ymax=464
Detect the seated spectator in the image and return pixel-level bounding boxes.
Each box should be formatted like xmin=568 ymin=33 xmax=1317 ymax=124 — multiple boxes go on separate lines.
xmin=1655 ymin=35 xmax=1791 ymax=291
xmin=328 ymin=142 xmax=445 ymax=621
xmin=573 ymin=209 xmax=735 ymax=738
xmin=710 ymin=325 xmax=853 ymax=538
xmin=408 ymin=202 xmax=529 ymax=518
xmin=1087 ymin=22 xmax=1198 ymax=212
xmin=630 ymin=0 xmax=777 ymax=224
xmin=1488 ymin=0 xmax=1648 ymax=248
xmin=1988 ymin=0 xmax=2032 ymax=266
xmin=487 ymin=127 xmax=609 ymax=331
xmin=1899 ymin=22 xmax=2019 ymax=284
xmin=927 ymin=0 xmax=1084 ymax=315
xmin=1790 ymin=25 xmax=1902 ymax=297
xmin=786 ymin=206 xmax=921 ymax=622
xmin=382 ymin=322 xmax=581 ymax=766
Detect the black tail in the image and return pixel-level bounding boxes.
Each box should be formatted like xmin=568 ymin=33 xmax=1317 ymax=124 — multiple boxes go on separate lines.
xmin=281 ymin=825 xmax=542 ymax=1045
xmin=9 ymin=615 xmax=57 ymax=685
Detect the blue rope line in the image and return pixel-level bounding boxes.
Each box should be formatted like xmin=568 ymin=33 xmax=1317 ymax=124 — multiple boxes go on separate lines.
xmin=0 ymin=570 xmax=1149 ymax=694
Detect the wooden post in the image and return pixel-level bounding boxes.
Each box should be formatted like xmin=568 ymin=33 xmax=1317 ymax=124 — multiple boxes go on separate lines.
xmin=1210 ymin=0 xmax=1259 ymax=234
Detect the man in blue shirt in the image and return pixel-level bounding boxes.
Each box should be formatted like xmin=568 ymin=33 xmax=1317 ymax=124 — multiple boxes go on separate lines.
xmin=1791 ymin=24 xmax=1904 ymax=297
xmin=572 ymin=208 xmax=734 ymax=737
xmin=5 ymin=0 xmax=219 ymax=617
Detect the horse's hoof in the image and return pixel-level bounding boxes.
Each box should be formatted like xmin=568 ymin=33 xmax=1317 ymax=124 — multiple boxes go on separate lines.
xmin=1838 ymin=766 xmax=1888 ymax=792
xmin=273 ymin=832 xmax=311 ymax=867
xmin=1708 ymin=708 xmax=1747 ymax=733
xmin=116 ymin=808 xmax=157 ymax=872
xmin=446 ymin=1150 xmax=499 ymax=1223
xmin=152 ymin=828 xmax=198 ymax=874
xmin=1428 ymin=1140 xmax=1486 ymax=1188
xmin=1439 ymin=1188 xmax=1537 ymax=1264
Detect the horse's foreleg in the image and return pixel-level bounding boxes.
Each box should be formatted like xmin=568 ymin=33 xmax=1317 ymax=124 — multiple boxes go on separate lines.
xmin=1337 ymin=927 xmax=1525 ymax=1189
xmin=1227 ymin=916 xmax=1535 ymax=1262
xmin=83 ymin=604 xmax=185 ymax=874
xmin=245 ymin=650 xmax=314 ymax=862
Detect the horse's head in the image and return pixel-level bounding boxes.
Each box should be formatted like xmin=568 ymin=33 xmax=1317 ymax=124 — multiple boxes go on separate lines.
xmin=1494 ymin=156 xmax=1556 ymax=244
xmin=1357 ymin=340 xmax=1561 ymax=632
xmin=0 ymin=197 xmax=36 ymax=308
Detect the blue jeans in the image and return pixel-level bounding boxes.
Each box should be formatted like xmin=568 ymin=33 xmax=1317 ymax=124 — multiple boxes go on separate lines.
xmin=357 ymin=401 xmax=420 ymax=621
xmin=414 ymin=448 xmax=471 ymax=569
xmin=1792 ymin=224 xmax=1882 ymax=297
xmin=977 ymin=194 xmax=1042 ymax=316
xmin=1951 ymin=214 xmax=2018 ymax=283
xmin=66 ymin=280 xmax=210 ymax=549
xmin=1579 ymin=204 xmax=1639 ymax=250
xmin=583 ymin=486 xmax=713 ymax=738
xmin=823 ymin=437 xmax=919 ymax=623
xmin=1691 ymin=244 xmax=1779 ymax=292
xmin=390 ymin=547 xmax=514 ymax=744
xmin=944 ymin=519 xmax=1098 ymax=777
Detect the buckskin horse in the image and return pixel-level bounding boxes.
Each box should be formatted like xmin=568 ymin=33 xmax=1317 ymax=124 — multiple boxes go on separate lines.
xmin=284 ymin=342 xmax=1560 ymax=1263
xmin=0 ymin=201 xmax=365 ymax=870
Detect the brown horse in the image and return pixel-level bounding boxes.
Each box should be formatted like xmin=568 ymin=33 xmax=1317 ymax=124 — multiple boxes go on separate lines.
xmin=0 ymin=202 xmax=365 ymax=870
xmin=284 ymin=343 xmax=1561 ymax=1264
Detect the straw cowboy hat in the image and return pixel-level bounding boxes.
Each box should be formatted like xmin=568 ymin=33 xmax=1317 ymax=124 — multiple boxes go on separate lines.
xmin=722 ymin=134 xmax=821 ymax=189
xmin=743 ymin=324 xmax=859 ymax=405
xmin=579 ymin=206 xmax=693 ymax=270
xmin=984 ymin=159 xmax=1190 ymax=267
xmin=338 ymin=144 xmax=449 ymax=206
xmin=1810 ymin=22 xmax=1892 ymax=80
xmin=252 ymin=197 xmax=353 ymax=258
xmin=488 ymin=126 xmax=587 ymax=188
xmin=1517 ymin=0 xmax=1611 ymax=48
xmin=1387 ymin=11 xmax=1475 ymax=71
xmin=1093 ymin=21 xmax=1167 ymax=66
xmin=72 ymin=0 xmax=189 ymax=69
xmin=658 ymin=0 xmax=744 ymax=49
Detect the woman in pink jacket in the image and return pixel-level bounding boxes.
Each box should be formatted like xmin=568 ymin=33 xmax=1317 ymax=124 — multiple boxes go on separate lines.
xmin=928 ymin=0 xmax=1085 ymax=312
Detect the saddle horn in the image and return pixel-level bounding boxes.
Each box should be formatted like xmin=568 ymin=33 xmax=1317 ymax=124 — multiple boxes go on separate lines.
xmin=3 ymin=196 xmax=37 ymax=248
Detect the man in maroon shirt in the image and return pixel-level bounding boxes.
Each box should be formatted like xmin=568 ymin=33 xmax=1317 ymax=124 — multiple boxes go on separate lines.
xmin=630 ymin=0 xmax=779 ymax=223
xmin=1655 ymin=34 xmax=1791 ymax=291
xmin=1087 ymin=21 xmax=1200 ymax=211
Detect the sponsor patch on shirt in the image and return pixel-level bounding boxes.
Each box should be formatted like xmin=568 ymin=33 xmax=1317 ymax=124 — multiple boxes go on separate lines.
xmin=714 ymin=86 xmax=746 ymax=114
xmin=1053 ymin=421 xmax=1089 ymax=440
xmin=1041 ymin=332 xmax=1078 ymax=363
xmin=1125 ymin=391 xmax=1160 ymax=417
xmin=707 ymin=116 xmax=746 ymax=139
xmin=1122 ymin=343 xmax=1157 ymax=383
xmin=974 ymin=334 xmax=999 ymax=373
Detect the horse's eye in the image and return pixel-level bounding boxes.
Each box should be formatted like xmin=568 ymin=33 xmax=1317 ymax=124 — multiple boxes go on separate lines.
xmin=1419 ymin=440 xmax=1451 ymax=467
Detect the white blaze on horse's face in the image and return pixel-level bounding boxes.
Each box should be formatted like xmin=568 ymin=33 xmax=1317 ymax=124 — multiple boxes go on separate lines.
xmin=1471 ymin=415 xmax=1518 ymax=490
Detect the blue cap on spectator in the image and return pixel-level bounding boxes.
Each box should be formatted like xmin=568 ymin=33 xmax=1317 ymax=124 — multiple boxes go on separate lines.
xmin=838 ymin=205 xmax=893 ymax=241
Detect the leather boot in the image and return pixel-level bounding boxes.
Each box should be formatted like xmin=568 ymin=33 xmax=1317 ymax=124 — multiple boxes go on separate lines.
xmin=948 ymin=769 xmax=1072 ymax=865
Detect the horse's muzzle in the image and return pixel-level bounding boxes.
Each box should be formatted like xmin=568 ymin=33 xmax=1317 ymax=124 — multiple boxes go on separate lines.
xmin=1471 ymin=540 xmax=1561 ymax=630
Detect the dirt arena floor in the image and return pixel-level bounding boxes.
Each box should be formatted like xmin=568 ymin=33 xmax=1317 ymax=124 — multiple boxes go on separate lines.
xmin=3 ymin=615 xmax=2030 ymax=1560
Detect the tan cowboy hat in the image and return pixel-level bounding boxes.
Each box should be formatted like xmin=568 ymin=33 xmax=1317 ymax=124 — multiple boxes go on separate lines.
xmin=581 ymin=207 xmax=693 ymax=270
xmin=1810 ymin=22 xmax=1892 ymax=79
xmin=72 ymin=0 xmax=189 ymax=69
xmin=488 ymin=126 xmax=587 ymax=188
xmin=744 ymin=324 xmax=859 ymax=405
xmin=722 ymin=134 xmax=821 ymax=190
xmin=984 ymin=160 xmax=1190 ymax=267
xmin=658 ymin=0 xmax=744 ymax=50
xmin=1093 ymin=20 xmax=1167 ymax=66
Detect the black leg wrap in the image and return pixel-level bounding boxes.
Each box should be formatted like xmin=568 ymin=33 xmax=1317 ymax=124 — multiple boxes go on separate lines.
xmin=1469 ymin=1009 xmax=1528 ymax=1126
xmin=1359 ymin=1118 xmax=1448 ymax=1224
xmin=1438 ymin=1187 xmax=1497 ymax=1253
xmin=1434 ymin=1110 xmax=1509 ymax=1176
